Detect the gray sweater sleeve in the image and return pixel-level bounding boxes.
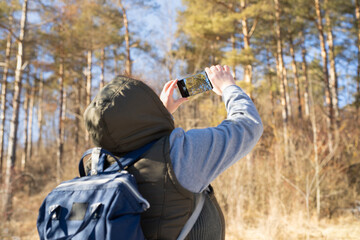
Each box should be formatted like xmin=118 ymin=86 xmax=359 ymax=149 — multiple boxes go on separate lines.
xmin=169 ymin=85 xmax=263 ymax=193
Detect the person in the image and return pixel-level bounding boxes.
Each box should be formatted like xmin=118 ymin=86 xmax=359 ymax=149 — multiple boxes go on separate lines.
xmin=83 ymin=65 xmax=263 ymax=239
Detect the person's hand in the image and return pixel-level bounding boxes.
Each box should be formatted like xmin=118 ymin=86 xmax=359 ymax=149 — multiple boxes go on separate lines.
xmin=160 ymin=79 xmax=188 ymax=114
xmin=205 ymin=65 xmax=236 ymax=96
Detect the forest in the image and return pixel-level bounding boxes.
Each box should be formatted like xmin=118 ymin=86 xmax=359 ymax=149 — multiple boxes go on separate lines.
xmin=0 ymin=0 xmax=360 ymax=239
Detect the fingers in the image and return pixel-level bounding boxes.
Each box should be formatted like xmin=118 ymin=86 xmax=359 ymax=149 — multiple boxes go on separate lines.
xmin=204 ymin=65 xmax=235 ymax=96
xmin=205 ymin=67 xmax=211 ymax=75
xmin=160 ymin=79 xmax=189 ymax=114
xmin=163 ymin=79 xmax=178 ymax=95
xmin=167 ymin=79 xmax=178 ymax=96
xmin=162 ymin=80 xmax=173 ymax=93
xmin=207 ymin=65 xmax=228 ymax=73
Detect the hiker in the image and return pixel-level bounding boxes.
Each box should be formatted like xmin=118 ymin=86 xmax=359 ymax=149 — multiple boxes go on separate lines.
xmin=83 ymin=64 xmax=263 ymax=239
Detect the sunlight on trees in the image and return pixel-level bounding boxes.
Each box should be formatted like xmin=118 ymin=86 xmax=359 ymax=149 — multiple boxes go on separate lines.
xmin=0 ymin=0 xmax=359 ymax=238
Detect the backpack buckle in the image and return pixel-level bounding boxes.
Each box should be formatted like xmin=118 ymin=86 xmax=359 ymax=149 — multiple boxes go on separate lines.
xmin=49 ymin=204 xmax=61 ymax=220
xmin=90 ymin=203 xmax=103 ymax=219
xmin=91 ymin=148 xmax=101 ymax=175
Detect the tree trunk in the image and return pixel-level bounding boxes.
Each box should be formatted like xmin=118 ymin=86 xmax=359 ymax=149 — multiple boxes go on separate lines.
xmin=289 ymin=34 xmax=302 ymax=119
xmin=37 ymin=70 xmax=44 ymax=153
xmin=74 ymin=79 xmax=81 ymax=157
xmin=85 ymin=50 xmax=92 ymax=145
xmin=274 ymin=0 xmax=289 ymax=159
xmin=113 ymin=46 xmax=118 ymax=76
xmin=119 ymin=1 xmax=131 ymax=76
xmin=355 ymin=0 xmax=360 ymax=119
xmin=240 ymin=0 xmax=254 ymax=174
xmin=283 ymin=65 xmax=292 ymax=118
xmin=324 ymin=0 xmax=339 ymax=122
xmin=266 ymin=50 xmax=275 ymax=123
xmin=315 ymin=0 xmax=334 ymax=151
xmin=57 ymin=61 xmax=65 ymax=184
xmin=86 ymin=50 xmax=92 ymax=107
xmin=240 ymin=0 xmax=253 ymax=98
xmin=309 ymin=60 xmax=321 ymax=219
xmin=2 ymin=0 xmax=28 ymax=219
xmin=300 ymin=31 xmax=310 ymax=118
xmin=100 ymin=48 xmax=105 ymax=89
xmin=231 ymin=34 xmax=236 ymax=79
xmin=311 ymin=90 xmax=321 ymax=219
xmin=0 ymin=16 xmax=13 ymax=181
xmin=27 ymin=73 xmax=35 ymax=161
xmin=21 ymin=74 xmax=30 ymax=171
xmin=299 ymin=30 xmax=319 ymax=219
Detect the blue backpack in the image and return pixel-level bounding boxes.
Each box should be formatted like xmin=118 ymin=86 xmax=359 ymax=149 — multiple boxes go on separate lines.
xmin=37 ymin=141 xmax=205 ymax=240
xmin=36 ymin=142 xmax=154 ymax=240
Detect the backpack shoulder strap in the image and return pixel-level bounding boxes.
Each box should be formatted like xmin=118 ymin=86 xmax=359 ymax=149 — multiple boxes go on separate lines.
xmin=107 ymin=140 xmax=156 ymax=171
xmin=79 ymin=141 xmax=156 ymax=177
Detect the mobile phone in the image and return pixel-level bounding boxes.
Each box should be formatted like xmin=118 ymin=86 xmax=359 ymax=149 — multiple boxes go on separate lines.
xmin=177 ymin=71 xmax=213 ymax=98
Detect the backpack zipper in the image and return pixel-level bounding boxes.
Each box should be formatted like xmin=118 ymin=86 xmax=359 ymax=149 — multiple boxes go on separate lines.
xmin=56 ymin=176 xmax=150 ymax=210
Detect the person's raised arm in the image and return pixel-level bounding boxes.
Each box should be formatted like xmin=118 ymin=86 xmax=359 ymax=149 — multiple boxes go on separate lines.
xmin=169 ymin=65 xmax=263 ymax=193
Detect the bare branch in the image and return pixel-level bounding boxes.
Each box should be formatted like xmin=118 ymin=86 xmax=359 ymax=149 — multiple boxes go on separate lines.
xmin=0 ymin=23 xmax=20 ymax=43
xmin=21 ymin=61 xmax=29 ymax=71
xmin=248 ymin=18 xmax=258 ymax=38
xmin=281 ymin=175 xmax=306 ymax=198
xmin=11 ymin=172 xmax=36 ymax=185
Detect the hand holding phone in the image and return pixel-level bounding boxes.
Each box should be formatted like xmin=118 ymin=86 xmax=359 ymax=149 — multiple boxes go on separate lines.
xmin=160 ymin=79 xmax=188 ymax=114
xmin=160 ymin=65 xmax=234 ymax=114
xmin=205 ymin=65 xmax=235 ymax=96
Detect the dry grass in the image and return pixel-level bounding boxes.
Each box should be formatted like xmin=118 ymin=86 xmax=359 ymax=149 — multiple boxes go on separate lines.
xmin=2 ymin=154 xmax=358 ymax=240
xmin=1 ymin=186 xmax=360 ymax=240
xmin=225 ymin=215 xmax=360 ymax=240
xmin=0 ymin=182 xmax=55 ymax=240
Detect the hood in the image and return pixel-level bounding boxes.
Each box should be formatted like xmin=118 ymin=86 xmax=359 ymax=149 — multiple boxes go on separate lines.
xmin=84 ymin=76 xmax=174 ymax=153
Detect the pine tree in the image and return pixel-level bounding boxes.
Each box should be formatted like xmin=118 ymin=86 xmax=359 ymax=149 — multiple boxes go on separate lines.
xmin=274 ymin=0 xmax=289 ymax=159
xmin=314 ymin=0 xmax=334 ymax=151
xmin=0 ymin=13 xmax=13 ymax=182
xmin=2 ymin=0 xmax=29 ymax=219
xmin=355 ymin=0 xmax=360 ymax=118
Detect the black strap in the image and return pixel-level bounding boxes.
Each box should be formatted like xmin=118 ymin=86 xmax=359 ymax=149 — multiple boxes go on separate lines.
xmin=78 ymin=141 xmax=156 ymax=177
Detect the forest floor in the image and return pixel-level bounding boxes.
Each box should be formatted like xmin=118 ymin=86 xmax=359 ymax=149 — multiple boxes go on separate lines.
xmin=226 ymin=215 xmax=360 ymax=240
xmin=0 ymin=179 xmax=359 ymax=240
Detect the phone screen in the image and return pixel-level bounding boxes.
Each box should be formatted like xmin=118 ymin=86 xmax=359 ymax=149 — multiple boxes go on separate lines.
xmin=177 ymin=71 xmax=213 ymax=98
